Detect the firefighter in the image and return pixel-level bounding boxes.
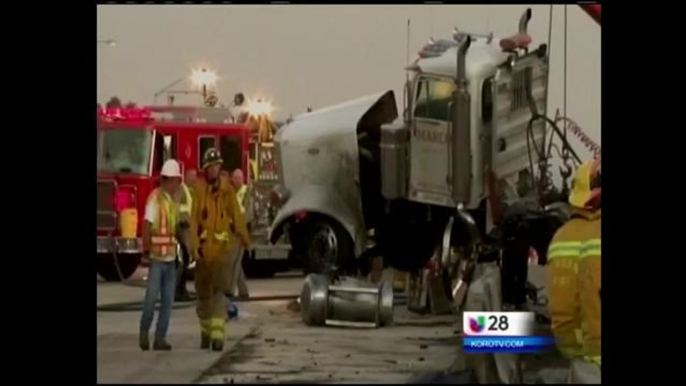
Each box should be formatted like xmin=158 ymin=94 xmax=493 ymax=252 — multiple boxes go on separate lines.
xmin=229 ymin=168 xmax=250 ymax=299
xmin=190 ymin=148 xmax=251 ymax=351
xmin=174 ymin=173 xmax=194 ymax=302
xmin=139 ymin=159 xmax=182 ymax=351
xmin=547 ymin=158 xmax=601 ymax=378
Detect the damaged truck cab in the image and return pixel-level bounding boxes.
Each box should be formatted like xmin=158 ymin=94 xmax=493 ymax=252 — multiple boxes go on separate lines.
xmin=271 ymin=9 xmax=554 ymax=282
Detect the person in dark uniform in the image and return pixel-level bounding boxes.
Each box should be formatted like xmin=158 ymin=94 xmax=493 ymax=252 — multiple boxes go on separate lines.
xmin=174 ymin=169 xmax=197 ymax=302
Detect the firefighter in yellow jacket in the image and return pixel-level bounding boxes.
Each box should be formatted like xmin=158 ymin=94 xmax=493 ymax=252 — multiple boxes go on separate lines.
xmin=190 ymin=148 xmax=251 ymax=351
xmin=547 ymin=158 xmax=601 ymax=372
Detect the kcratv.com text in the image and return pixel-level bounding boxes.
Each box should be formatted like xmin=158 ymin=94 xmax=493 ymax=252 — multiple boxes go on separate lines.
xmin=467 ymin=339 xmax=525 ymax=348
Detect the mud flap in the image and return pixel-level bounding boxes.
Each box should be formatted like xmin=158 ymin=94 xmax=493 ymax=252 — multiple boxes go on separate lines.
xmin=407 ymin=260 xmax=452 ymax=315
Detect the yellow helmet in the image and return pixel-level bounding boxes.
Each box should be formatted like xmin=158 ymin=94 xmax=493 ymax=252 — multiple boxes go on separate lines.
xmin=569 ymin=158 xmax=601 ymax=209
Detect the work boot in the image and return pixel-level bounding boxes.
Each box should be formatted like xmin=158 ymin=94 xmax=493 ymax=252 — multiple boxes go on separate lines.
xmin=211 ymin=339 xmax=224 ymax=352
xmin=139 ymin=331 xmax=150 ymax=351
xmin=153 ymin=339 xmax=172 ymax=351
xmin=201 ymin=333 xmax=210 ymax=349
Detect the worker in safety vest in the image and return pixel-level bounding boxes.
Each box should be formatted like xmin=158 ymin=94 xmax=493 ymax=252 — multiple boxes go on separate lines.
xmin=547 ymin=158 xmax=601 ymax=380
xmin=139 ymin=159 xmax=183 ymax=351
xmin=174 ymin=173 xmax=195 ymax=302
xmin=190 ymin=148 xmax=251 ymax=351
xmin=229 ymin=169 xmax=250 ymax=299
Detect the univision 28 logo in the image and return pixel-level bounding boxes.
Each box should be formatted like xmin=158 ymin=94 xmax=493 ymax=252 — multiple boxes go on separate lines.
xmin=469 ymin=316 xmax=486 ymax=334
xmin=463 ymin=312 xmax=533 ymax=336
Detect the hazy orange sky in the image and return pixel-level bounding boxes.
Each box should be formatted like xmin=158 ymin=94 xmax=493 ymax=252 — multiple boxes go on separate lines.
xmin=97 ymin=4 xmax=600 ymax=159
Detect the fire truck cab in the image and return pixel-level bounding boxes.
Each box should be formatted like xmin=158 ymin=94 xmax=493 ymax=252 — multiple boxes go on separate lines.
xmin=96 ymin=105 xmax=290 ymax=281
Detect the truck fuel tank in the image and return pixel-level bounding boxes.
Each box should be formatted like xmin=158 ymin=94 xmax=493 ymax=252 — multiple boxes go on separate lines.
xmin=380 ymin=121 xmax=409 ymax=200
xmin=300 ymin=274 xmax=394 ymax=328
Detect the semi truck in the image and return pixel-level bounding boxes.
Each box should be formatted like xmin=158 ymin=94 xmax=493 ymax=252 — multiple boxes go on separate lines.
xmin=269 ymin=8 xmax=578 ymax=305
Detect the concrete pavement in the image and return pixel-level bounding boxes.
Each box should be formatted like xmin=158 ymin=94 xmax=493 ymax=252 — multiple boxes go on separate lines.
xmin=97 ymin=268 xmax=299 ymax=384
xmin=98 ymin=267 xmax=570 ymax=384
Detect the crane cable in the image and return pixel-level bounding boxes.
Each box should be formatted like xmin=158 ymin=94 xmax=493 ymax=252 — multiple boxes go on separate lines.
xmin=525 ymin=5 xmax=585 ymax=201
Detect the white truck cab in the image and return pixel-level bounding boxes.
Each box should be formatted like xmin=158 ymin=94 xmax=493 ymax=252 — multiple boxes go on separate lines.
xmin=270 ymin=8 xmax=549 ymax=277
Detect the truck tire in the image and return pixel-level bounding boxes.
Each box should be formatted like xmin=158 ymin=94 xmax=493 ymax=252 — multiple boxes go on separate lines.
xmin=303 ymin=219 xmax=354 ymax=275
xmin=97 ymin=253 xmax=141 ymax=282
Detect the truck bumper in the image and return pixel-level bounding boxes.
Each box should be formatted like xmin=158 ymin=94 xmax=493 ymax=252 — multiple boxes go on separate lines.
xmin=97 ymin=236 xmax=143 ymax=254
xmin=253 ymin=244 xmax=291 ymax=261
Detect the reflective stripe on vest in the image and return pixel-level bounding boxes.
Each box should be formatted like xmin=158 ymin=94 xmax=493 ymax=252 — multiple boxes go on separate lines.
xmin=214 ymin=232 xmax=230 ymax=241
xmin=548 ymin=241 xmax=582 ymax=259
xmin=548 ymin=239 xmax=601 ymax=260
xmin=151 ymin=235 xmax=178 ymax=246
xmin=580 ymin=238 xmax=601 ymax=258
xmin=236 ymin=185 xmax=247 ymax=214
xmin=199 ymin=230 xmax=229 ymax=241
xmin=179 ymin=183 xmax=193 ymax=215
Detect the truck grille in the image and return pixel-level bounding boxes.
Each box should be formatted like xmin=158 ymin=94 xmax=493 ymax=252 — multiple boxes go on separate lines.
xmin=97 ymin=180 xmax=117 ymax=230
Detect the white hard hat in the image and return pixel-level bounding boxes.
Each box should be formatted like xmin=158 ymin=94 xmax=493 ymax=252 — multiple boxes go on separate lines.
xmin=161 ymin=159 xmax=182 ymax=178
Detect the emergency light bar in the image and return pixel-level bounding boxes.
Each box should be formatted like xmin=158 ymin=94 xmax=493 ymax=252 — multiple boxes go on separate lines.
xmin=98 ymin=107 xmax=153 ymax=122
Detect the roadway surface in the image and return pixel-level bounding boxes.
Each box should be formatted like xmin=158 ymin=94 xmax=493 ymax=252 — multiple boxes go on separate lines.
xmin=97 ymin=267 xmax=569 ymax=384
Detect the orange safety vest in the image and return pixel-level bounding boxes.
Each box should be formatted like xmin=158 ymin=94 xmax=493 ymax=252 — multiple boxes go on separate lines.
xmin=148 ymin=188 xmax=179 ymax=257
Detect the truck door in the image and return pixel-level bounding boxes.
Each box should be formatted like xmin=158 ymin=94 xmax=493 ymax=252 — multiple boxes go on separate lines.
xmin=409 ymin=75 xmax=457 ymax=206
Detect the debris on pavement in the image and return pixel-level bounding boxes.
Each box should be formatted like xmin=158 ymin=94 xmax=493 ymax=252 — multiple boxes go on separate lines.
xmin=408 ymin=369 xmax=478 ymax=384
xmin=300 ymin=274 xmax=394 ymax=328
xmin=286 ymin=299 xmax=301 ymax=313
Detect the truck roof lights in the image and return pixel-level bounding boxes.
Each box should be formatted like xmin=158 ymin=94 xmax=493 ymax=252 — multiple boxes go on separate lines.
xmin=418 ymin=38 xmax=458 ymax=59
xmin=98 ymin=107 xmax=153 ymax=122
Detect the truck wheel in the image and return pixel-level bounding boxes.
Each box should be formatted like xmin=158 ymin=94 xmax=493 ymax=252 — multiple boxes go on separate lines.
xmin=303 ymin=220 xmax=353 ymax=275
xmin=97 ymin=253 xmax=141 ymax=282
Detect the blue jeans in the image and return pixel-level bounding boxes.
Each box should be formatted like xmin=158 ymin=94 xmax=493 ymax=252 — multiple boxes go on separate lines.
xmin=140 ymin=260 xmax=177 ymax=340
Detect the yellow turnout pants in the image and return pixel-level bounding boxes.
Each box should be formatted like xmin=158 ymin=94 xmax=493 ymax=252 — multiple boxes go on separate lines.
xmin=195 ymin=250 xmax=235 ymax=341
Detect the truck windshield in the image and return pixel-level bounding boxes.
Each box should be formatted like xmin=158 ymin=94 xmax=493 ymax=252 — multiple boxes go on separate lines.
xmin=98 ymin=129 xmax=152 ymax=175
xmin=414 ymin=77 xmax=457 ymax=122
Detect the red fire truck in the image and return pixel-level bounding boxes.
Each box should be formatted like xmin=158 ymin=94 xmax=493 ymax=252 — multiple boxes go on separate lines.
xmin=96 ymin=105 xmax=291 ymax=281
